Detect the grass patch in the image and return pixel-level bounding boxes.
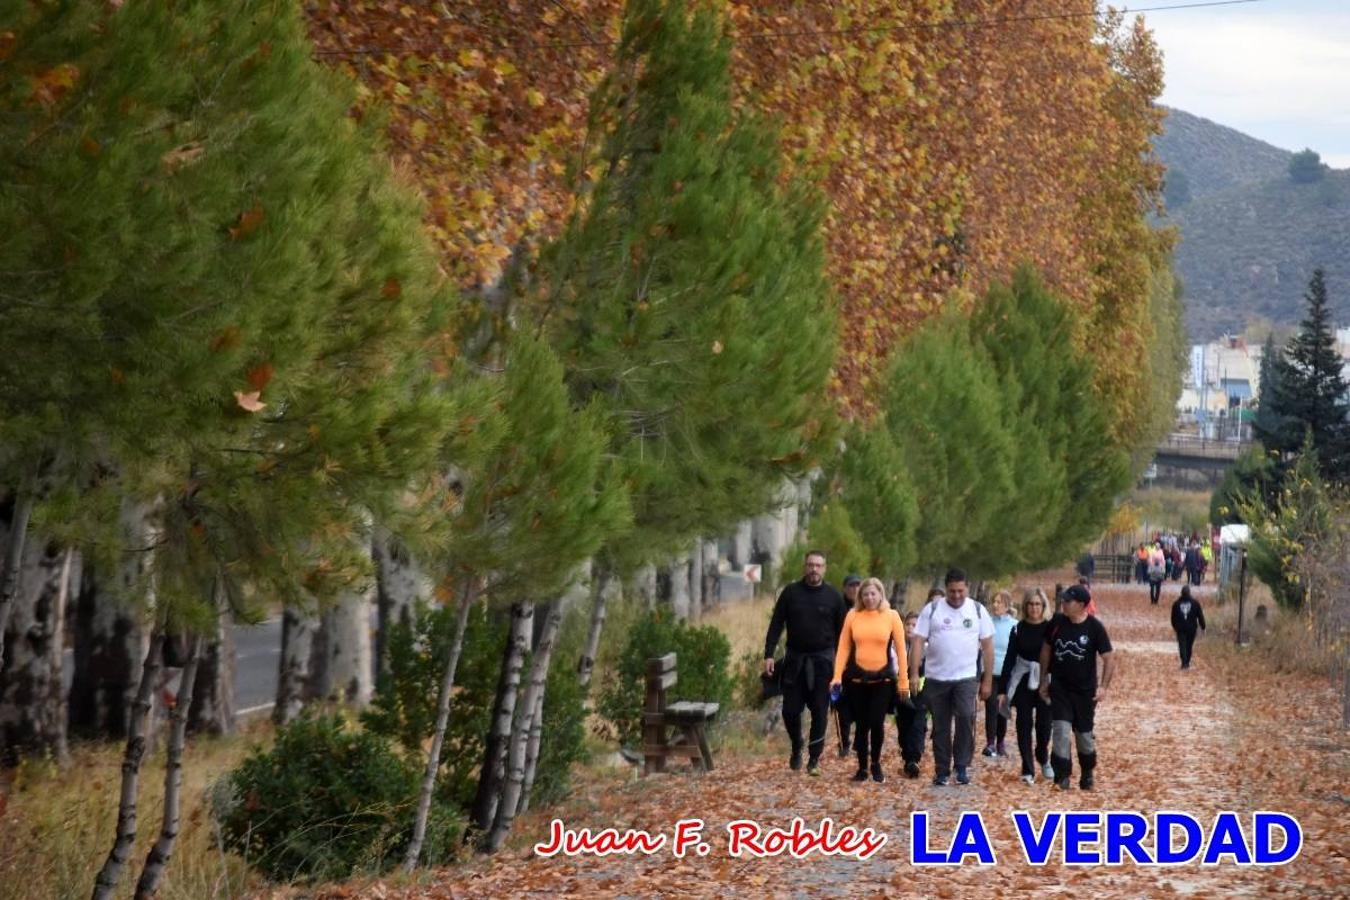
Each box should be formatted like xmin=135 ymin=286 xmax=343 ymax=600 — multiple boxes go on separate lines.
xmin=0 ymin=720 xmax=274 ymax=900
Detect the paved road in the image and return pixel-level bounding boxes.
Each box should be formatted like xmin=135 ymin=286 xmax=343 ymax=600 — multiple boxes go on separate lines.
xmin=61 ymin=607 xmax=378 ymax=716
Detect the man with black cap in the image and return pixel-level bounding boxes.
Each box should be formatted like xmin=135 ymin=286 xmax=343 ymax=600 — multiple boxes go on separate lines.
xmin=1038 ymin=584 xmax=1114 ymax=791
xmin=763 ymin=550 xmax=848 ymax=775
xmin=834 ymin=574 xmax=863 ymax=756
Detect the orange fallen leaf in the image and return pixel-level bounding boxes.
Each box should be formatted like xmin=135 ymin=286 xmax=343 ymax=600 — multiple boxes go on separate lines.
xmin=162 ymin=142 xmax=204 ymax=173
xmin=228 ymin=204 xmax=264 ymax=240
xmin=246 ymin=361 xmax=274 ymax=391
xmin=382 ymin=278 xmax=402 ymax=300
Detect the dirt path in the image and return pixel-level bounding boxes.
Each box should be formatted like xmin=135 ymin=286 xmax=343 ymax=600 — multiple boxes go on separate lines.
xmin=375 ymin=584 xmax=1346 ymax=899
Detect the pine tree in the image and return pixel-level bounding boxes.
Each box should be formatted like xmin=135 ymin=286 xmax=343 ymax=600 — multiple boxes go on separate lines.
xmin=1252 ymin=333 xmax=1293 ymax=454
xmin=836 ymin=417 xmax=917 ymax=578
xmin=1263 ymin=267 xmax=1350 ymax=483
xmin=880 ymin=314 xmax=1015 ymax=577
xmin=528 ymin=0 xmax=835 ymax=676
xmin=404 ymin=336 xmax=627 ymax=869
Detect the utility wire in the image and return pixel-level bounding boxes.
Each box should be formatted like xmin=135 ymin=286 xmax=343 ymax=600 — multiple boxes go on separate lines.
xmin=313 ymin=0 xmax=1268 ymax=57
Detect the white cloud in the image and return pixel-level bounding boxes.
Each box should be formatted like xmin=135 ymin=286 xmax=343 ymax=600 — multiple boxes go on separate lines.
xmin=1147 ymin=7 xmax=1350 ymax=161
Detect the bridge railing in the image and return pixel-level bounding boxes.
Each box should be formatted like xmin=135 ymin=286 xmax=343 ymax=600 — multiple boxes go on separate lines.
xmin=1157 ymin=433 xmax=1251 ymax=460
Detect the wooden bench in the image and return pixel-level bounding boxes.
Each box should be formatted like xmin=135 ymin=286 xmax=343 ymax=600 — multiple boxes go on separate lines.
xmin=641 ymin=653 xmax=719 ymax=775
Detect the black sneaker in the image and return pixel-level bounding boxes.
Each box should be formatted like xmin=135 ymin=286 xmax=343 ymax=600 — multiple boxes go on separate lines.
xmin=981 ymin=744 xmax=996 ymax=758
xmin=870 ymin=762 xmax=885 ymax=783
xmin=932 ymin=773 xmax=950 ymax=787
xmin=1055 ymin=777 xmax=1072 ymax=791
xmin=904 ymin=761 xmax=920 ymax=779
xmin=806 ymin=759 xmax=821 ymax=777
xmin=1080 ymin=773 xmax=1094 ymax=791
xmin=955 ymin=767 xmax=970 ymax=785
xmin=852 ymin=768 xmax=868 ymax=782
xmin=790 ymin=747 xmax=803 ymax=771
xmin=837 ymin=742 xmax=850 ymax=759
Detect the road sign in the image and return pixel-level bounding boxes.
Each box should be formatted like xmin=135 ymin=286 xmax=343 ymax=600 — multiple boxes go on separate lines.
xmin=743 ymin=564 xmax=762 ymax=584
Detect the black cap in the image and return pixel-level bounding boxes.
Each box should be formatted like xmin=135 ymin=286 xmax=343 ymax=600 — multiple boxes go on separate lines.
xmin=843 ymin=574 xmax=863 ymax=587
xmin=1063 ymin=584 xmax=1091 ymax=605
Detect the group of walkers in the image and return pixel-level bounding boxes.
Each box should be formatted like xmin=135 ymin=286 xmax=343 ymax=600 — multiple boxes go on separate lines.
xmin=763 ymin=551 xmax=1114 ymax=790
xmin=1136 ymin=531 xmax=1211 ymax=603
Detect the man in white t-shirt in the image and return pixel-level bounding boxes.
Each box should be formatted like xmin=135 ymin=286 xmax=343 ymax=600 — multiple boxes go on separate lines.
xmin=908 ymin=567 xmax=994 ymax=786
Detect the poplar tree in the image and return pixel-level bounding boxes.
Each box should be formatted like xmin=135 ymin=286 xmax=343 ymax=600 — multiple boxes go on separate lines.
xmin=530 ymin=0 xmax=836 ymax=678
xmin=836 ymin=418 xmax=917 ymax=578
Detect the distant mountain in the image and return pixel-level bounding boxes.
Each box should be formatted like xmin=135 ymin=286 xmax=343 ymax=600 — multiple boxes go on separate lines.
xmin=1153 ymin=108 xmax=1350 ymax=341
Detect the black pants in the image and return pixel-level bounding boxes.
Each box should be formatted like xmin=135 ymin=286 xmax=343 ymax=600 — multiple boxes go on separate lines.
xmin=1011 ymin=685 xmax=1051 ymax=775
xmin=984 ymin=694 xmax=1008 ymax=745
xmin=847 ymin=679 xmax=893 ymax=764
xmin=1149 ymin=578 xmax=1162 ymax=604
xmin=781 ymin=655 xmax=831 ymax=761
xmin=1176 ymin=628 xmax=1198 ymax=667
xmin=895 ymin=691 xmax=928 ymax=764
xmin=835 ymin=685 xmax=854 ymax=752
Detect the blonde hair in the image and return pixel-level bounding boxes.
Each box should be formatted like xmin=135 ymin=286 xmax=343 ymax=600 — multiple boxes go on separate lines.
xmin=1020 ymin=587 xmax=1049 ymax=618
xmin=855 ymin=577 xmax=890 ymax=611
xmin=992 ymin=589 xmax=1013 ymax=613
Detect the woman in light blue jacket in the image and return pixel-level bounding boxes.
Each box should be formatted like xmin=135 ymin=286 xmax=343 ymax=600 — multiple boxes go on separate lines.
xmin=982 ymin=590 xmax=1017 ymax=758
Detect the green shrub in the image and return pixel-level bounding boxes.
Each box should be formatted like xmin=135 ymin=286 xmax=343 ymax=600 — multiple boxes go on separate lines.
xmin=363 ymin=598 xmax=588 ymax=811
xmin=363 ymin=600 xmax=504 ymax=809
xmin=597 ymin=606 xmax=732 ymax=746
xmin=215 ymin=714 xmax=460 ymax=882
xmin=733 ymin=648 xmax=769 ymax=710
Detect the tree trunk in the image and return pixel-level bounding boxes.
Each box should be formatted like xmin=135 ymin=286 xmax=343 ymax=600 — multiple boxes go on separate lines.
xmin=699 ymin=540 xmax=719 ymax=613
xmin=518 ymin=688 xmax=545 ymax=815
xmin=272 ymin=606 xmax=317 ymax=727
xmin=632 ymin=565 xmax=657 ymax=610
xmin=0 ymin=491 xmax=34 ymax=673
xmin=576 ymin=569 xmax=611 ymax=690
xmin=133 ymin=635 xmax=203 ymax=899
xmin=667 ymin=552 xmax=691 ymax=619
xmin=470 ymin=600 xmax=532 ymax=835
xmin=70 ymin=501 xmax=157 ymax=741
xmin=731 ymin=520 xmax=753 ymax=569
xmin=91 ymin=629 xmax=164 ymax=900
xmin=402 ymin=578 xmax=477 ymax=873
xmin=373 ymin=527 xmax=429 ymax=680
xmin=0 ymin=533 xmax=75 ymax=765
xmin=187 ymin=580 xmax=234 ymax=736
xmin=689 ymin=541 xmax=704 ymax=621
xmin=308 ymin=583 xmax=373 ymax=708
xmin=489 ymin=596 xmax=567 ymax=851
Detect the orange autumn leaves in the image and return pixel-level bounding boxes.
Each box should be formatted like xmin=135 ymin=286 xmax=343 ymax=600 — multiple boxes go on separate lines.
xmin=304 ymin=1 xmax=1165 ymax=426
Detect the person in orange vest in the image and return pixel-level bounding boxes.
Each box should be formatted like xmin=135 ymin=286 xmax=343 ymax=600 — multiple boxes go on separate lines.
xmin=831 ymin=577 xmax=910 ymax=783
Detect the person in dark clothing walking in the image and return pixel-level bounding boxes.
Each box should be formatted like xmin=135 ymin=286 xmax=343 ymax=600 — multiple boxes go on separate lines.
xmin=764 ymin=550 xmax=848 ymax=775
xmin=998 ymin=588 xmax=1053 ymax=783
xmin=1038 ymin=584 xmax=1114 ymax=791
xmin=834 ymin=574 xmax=863 ymax=757
xmin=1171 ymin=584 xmax=1206 ymax=669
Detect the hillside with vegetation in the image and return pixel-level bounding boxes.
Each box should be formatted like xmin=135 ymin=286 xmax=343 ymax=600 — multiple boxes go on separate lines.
xmin=1153 ymin=108 xmax=1350 ymax=340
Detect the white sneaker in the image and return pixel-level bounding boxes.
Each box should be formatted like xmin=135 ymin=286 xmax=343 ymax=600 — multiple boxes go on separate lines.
xmin=1021 ymin=773 xmax=1035 ymax=785
xmin=1041 ymin=762 xmax=1054 ymax=779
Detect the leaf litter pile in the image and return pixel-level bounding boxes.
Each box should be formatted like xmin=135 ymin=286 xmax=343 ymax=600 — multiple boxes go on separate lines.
xmin=290 ymin=584 xmax=1350 ymax=899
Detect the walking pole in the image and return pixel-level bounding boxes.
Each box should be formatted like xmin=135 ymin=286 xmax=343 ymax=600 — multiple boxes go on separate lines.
xmin=1236 ymin=548 xmax=1248 ymax=646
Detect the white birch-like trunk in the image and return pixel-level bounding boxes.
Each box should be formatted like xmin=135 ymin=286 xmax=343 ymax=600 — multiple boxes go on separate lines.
xmin=188 ymin=579 xmax=234 ymax=735
xmin=488 ymin=595 xmax=568 ymax=851
xmin=0 ymin=491 xmax=34 ymax=673
xmin=91 ymin=630 xmax=164 ymax=900
xmin=667 ymin=552 xmax=691 ymax=620
xmin=133 ymin=635 xmax=203 ymax=898
xmin=471 ymin=601 xmax=533 ymax=834
xmin=402 ymin=579 xmax=478 ymax=872
xmin=576 ymin=569 xmax=611 ymax=690
xmin=518 ymin=689 xmax=545 ymax=815
xmin=689 ymin=542 xmax=704 ymax=621
xmin=309 ymin=583 xmax=373 ymax=707
xmin=273 ymin=606 xmax=317 ymax=726
xmin=372 ymin=528 xmax=429 ymax=679
xmin=0 ymin=536 xmax=75 ymax=764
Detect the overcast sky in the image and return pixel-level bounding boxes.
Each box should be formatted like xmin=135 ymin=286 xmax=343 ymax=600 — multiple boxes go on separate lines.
xmin=1143 ymin=0 xmax=1350 ymax=168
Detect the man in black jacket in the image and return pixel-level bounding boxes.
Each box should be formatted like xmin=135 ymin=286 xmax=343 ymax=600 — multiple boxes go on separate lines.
xmin=1171 ymin=584 xmax=1207 ymax=669
xmin=764 ymin=550 xmax=848 ymax=775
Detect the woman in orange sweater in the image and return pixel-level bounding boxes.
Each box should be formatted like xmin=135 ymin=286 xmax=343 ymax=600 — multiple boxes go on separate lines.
xmin=830 ymin=577 xmax=910 ymax=783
